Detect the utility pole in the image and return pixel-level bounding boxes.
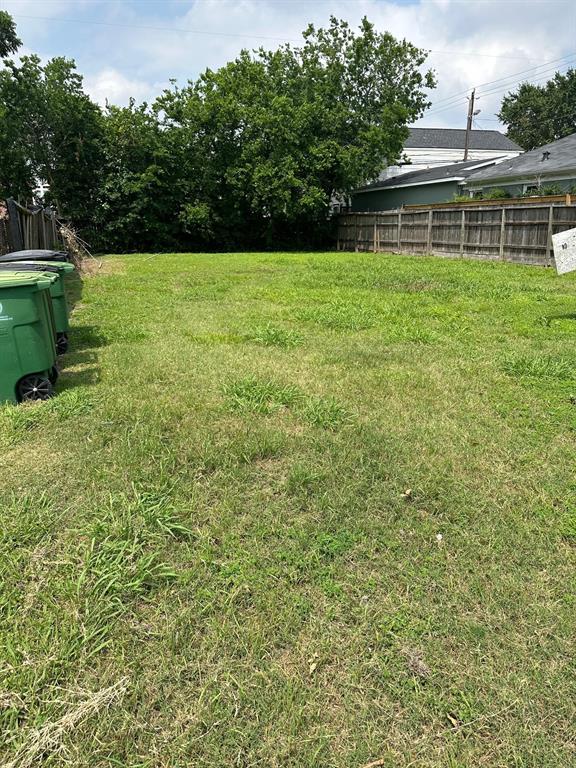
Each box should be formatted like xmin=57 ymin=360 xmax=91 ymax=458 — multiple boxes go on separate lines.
xmin=463 ymin=88 xmax=475 ymax=161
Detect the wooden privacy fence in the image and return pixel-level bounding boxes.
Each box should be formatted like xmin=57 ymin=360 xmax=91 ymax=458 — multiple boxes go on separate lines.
xmin=0 ymin=198 xmax=61 ymax=255
xmin=337 ymin=203 xmax=576 ymax=266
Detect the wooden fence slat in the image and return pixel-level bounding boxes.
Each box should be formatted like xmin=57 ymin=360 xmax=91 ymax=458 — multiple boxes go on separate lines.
xmin=546 ymin=206 xmax=554 ymax=267
xmin=2 ymin=200 xmax=61 ymax=252
xmin=499 ymin=209 xmax=506 ymax=260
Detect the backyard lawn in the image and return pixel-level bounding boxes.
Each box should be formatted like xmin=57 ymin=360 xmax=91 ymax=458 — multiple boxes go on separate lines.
xmin=1 ymin=251 xmax=575 ymax=767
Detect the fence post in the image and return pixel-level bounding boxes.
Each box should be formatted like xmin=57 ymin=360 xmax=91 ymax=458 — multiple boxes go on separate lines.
xmin=373 ymin=216 xmax=378 ymax=253
xmin=426 ymin=210 xmax=433 ymax=253
xmin=499 ymin=208 xmax=506 ymax=260
xmin=459 ymin=209 xmax=466 ymax=257
xmin=397 ymin=210 xmax=402 ymax=252
xmin=546 ymin=205 xmax=554 ymax=266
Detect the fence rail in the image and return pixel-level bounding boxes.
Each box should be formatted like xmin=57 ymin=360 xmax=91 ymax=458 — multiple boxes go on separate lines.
xmin=337 ymin=203 xmax=576 ymax=266
xmin=0 ymin=198 xmax=60 ymax=256
xmin=404 ymin=192 xmax=573 ymax=210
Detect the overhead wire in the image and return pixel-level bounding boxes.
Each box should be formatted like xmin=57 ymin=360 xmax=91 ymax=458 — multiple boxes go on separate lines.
xmin=425 ymin=61 xmax=575 ymax=118
xmin=427 ymin=52 xmax=576 ymax=111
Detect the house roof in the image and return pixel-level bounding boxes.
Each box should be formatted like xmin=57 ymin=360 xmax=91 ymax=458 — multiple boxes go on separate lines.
xmin=466 ymin=132 xmax=576 ymax=185
xmin=354 ymin=157 xmax=505 ymax=193
xmin=405 ymin=127 xmax=521 ymax=151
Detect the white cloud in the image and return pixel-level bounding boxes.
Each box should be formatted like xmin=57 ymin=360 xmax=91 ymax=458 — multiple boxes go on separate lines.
xmin=84 ymin=68 xmax=161 ymax=107
xmin=5 ymin=0 xmax=576 ymax=126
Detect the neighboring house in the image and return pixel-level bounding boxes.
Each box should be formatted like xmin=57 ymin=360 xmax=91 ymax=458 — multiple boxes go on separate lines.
xmin=465 ymin=132 xmax=576 ymax=196
xmin=351 ymin=158 xmax=504 ymax=212
xmin=382 ymin=127 xmax=522 ymax=178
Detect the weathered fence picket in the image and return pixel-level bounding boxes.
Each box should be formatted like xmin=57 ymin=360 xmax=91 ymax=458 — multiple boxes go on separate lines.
xmin=0 ymin=198 xmax=60 ymax=255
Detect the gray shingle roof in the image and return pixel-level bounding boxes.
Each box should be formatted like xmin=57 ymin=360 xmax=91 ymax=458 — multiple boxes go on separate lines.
xmin=405 ymin=127 xmax=521 ymax=151
xmin=355 ymin=158 xmax=505 ymax=193
xmin=466 ymin=132 xmax=576 ymax=185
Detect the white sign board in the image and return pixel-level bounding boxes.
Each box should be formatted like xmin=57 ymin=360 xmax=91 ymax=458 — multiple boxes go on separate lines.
xmin=552 ymin=227 xmax=576 ymax=275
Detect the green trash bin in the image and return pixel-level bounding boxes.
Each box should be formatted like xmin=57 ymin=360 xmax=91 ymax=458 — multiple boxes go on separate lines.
xmin=0 ymin=261 xmax=75 ymax=354
xmin=0 ymin=272 xmax=59 ymax=404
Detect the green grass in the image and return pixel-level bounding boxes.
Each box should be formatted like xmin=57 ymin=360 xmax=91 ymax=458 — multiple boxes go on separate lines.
xmin=1 ymin=251 xmax=575 ymax=767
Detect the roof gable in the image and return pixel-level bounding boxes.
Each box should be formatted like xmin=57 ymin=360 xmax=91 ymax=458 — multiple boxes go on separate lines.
xmin=405 ymin=127 xmax=522 ymax=151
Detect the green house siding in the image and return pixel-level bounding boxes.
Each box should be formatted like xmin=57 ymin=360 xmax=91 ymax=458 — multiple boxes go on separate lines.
xmin=351 ymin=180 xmax=460 ymax=211
xmin=468 ymin=177 xmax=576 ymax=196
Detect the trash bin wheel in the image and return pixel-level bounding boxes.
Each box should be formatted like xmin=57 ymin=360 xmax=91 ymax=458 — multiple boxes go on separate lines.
xmin=17 ymin=374 xmax=54 ymax=402
xmin=56 ymin=332 xmax=69 ymax=355
xmin=49 ymin=366 xmax=59 ymax=384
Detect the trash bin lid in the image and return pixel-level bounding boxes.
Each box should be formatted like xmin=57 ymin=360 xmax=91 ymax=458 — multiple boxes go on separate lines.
xmin=23 ymin=259 xmax=74 ymax=274
xmin=0 ymin=249 xmax=70 ymax=263
xmin=0 ymin=262 xmax=60 ymax=274
xmin=0 ymin=271 xmax=57 ymax=290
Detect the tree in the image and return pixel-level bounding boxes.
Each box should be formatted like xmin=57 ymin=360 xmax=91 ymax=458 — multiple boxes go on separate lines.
xmin=1 ymin=13 xmax=436 ymax=251
xmin=91 ymin=100 xmax=184 ymax=251
xmin=157 ymin=17 xmax=435 ymax=248
xmin=498 ymin=69 xmax=576 ymax=149
xmin=0 ymin=11 xmax=21 ymax=57
xmin=0 ymin=55 xmax=105 ymax=222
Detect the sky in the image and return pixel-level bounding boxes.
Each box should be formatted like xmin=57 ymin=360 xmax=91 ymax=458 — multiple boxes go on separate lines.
xmin=2 ymin=0 xmax=575 ymax=131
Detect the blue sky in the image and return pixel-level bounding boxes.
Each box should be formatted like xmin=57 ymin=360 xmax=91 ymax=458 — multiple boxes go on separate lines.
xmin=2 ymin=0 xmax=575 ymax=130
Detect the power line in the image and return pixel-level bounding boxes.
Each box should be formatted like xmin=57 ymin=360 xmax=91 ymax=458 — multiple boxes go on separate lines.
xmin=9 ymin=12 xmax=576 ymax=67
xmin=428 ymin=52 xmax=576 ymax=110
xmin=426 ymin=50 xmax=546 ymax=61
xmin=425 ymin=63 xmax=574 ymax=125
xmin=475 ymin=62 xmax=574 ymax=99
xmin=425 ymin=60 xmax=575 ymax=118
xmin=434 ymin=54 xmax=576 ymax=108
xmin=9 ymin=13 xmax=303 ymax=43
xmin=13 ymin=13 xmax=539 ymax=54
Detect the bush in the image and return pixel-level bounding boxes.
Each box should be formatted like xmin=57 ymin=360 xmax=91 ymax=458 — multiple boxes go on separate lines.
xmin=484 ymin=188 xmax=512 ymax=200
xmin=521 ymin=184 xmax=564 ymax=198
xmin=452 ymin=188 xmax=511 ymax=203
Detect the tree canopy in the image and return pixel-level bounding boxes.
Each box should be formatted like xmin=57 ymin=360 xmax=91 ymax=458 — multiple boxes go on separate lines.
xmin=0 ymin=55 xmax=105 ymax=222
xmin=155 ymin=17 xmax=434 ymax=248
xmin=498 ymin=69 xmax=576 ymax=150
xmin=0 ymin=13 xmax=435 ymax=251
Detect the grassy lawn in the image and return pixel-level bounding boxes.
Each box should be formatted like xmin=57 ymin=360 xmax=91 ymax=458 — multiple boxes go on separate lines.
xmin=1 ymin=251 xmax=575 ymax=767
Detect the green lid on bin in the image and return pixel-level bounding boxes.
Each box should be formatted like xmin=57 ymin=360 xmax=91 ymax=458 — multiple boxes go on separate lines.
xmin=0 ymin=271 xmax=57 ymax=290
xmin=28 ymin=260 xmax=75 ymax=274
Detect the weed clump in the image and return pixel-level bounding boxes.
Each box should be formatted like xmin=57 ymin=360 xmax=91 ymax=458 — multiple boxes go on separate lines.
xmin=246 ymin=325 xmax=303 ymax=348
xmin=224 ymin=378 xmax=301 ymax=414
xmin=503 ymin=354 xmax=574 ymax=380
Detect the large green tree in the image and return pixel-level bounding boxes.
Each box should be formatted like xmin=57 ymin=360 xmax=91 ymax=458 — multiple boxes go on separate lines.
xmin=0 ymin=53 xmax=105 ymax=221
xmin=498 ymin=69 xmax=576 ymax=150
xmin=157 ymin=17 xmax=435 ymax=247
xmin=0 ymin=12 xmax=436 ymax=251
